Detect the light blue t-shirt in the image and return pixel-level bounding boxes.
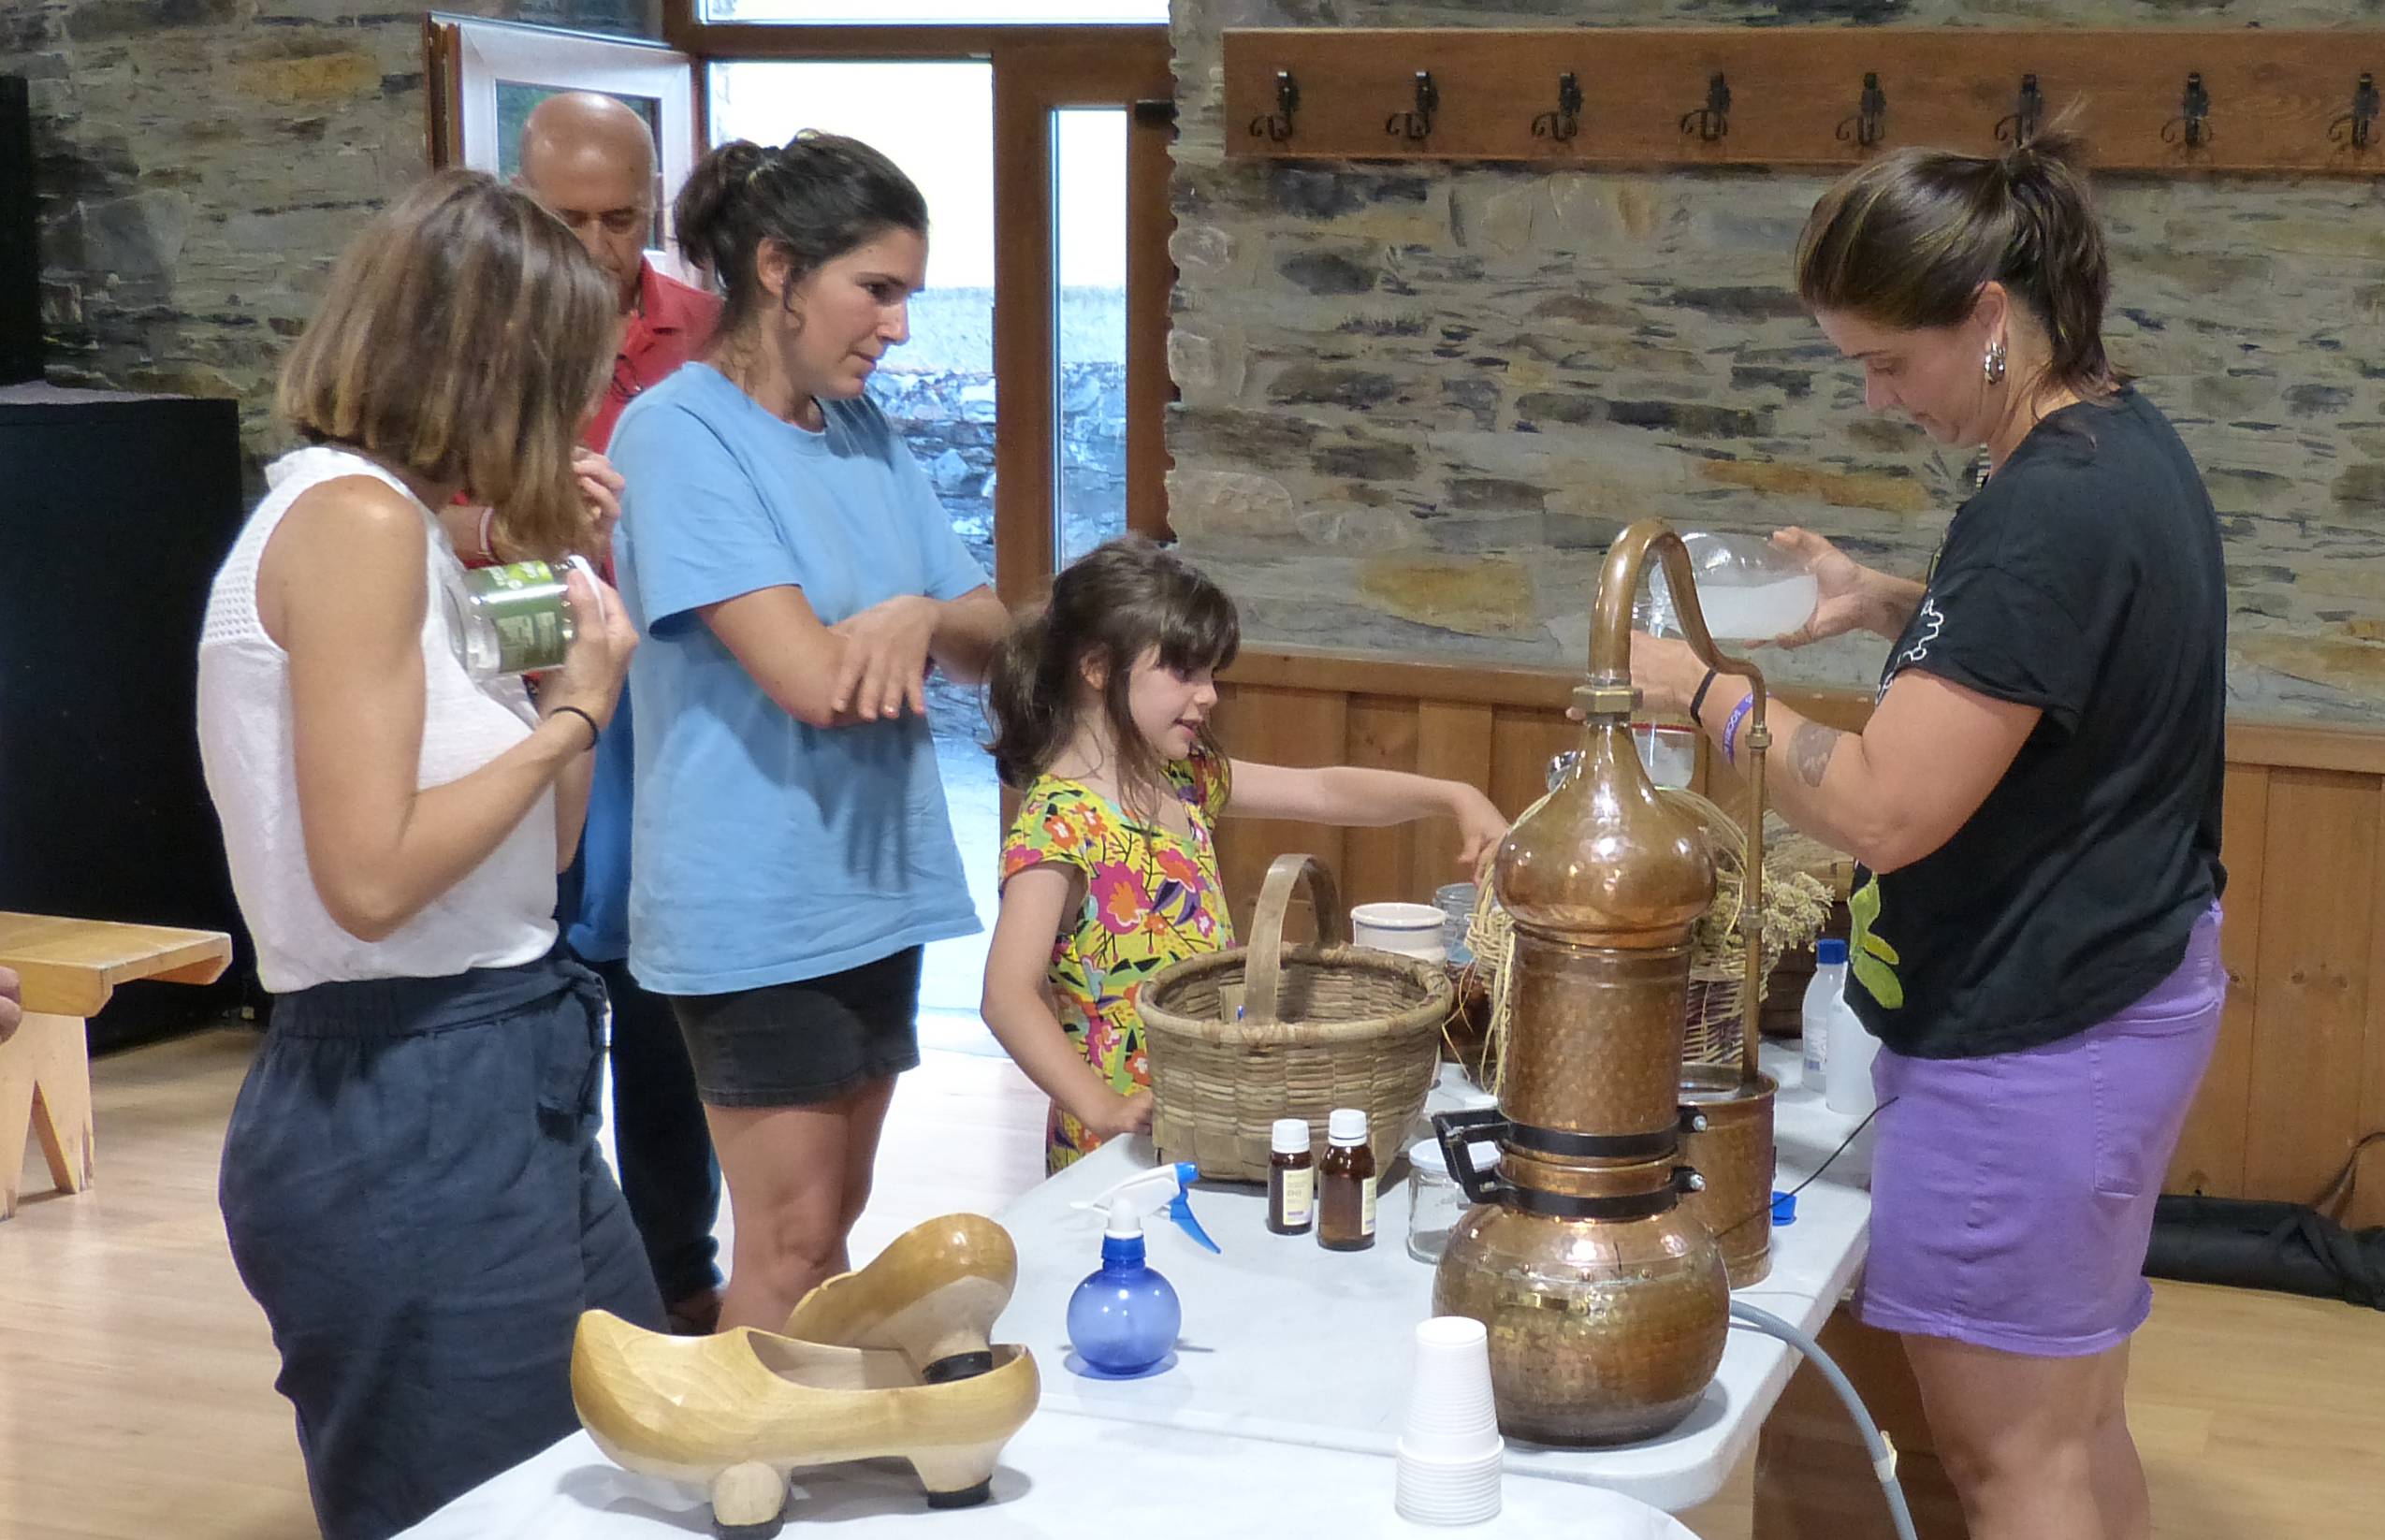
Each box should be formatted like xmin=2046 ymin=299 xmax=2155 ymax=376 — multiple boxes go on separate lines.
xmin=609 ymin=362 xmax=989 ymax=995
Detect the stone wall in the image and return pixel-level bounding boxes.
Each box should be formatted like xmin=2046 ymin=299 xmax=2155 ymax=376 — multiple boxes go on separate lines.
xmin=874 ymin=357 xmax=1130 ymax=580
xmin=18 ymin=0 xmax=660 ymax=475
xmin=1166 ymin=1 xmax=2385 ymax=724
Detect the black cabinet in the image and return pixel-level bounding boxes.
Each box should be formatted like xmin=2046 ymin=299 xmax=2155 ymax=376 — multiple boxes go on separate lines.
xmin=0 ymin=385 xmax=251 ymax=1048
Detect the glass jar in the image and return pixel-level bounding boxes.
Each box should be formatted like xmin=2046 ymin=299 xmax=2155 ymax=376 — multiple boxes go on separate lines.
xmin=444 ymin=555 xmax=599 ymax=680
xmin=1406 ymin=1138 xmax=1466 ymax=1263
xmin=1432 ymin=881 xmax=1477 ymax=966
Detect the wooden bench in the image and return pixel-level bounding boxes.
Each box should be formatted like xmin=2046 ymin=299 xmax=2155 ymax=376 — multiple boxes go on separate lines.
xmin=0 ymin=912 xmax=232 ymax=1219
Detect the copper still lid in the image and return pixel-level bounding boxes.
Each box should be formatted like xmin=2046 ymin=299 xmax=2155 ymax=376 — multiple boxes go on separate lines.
xmin=1492 ymin=718 xmax=1713 ymax=945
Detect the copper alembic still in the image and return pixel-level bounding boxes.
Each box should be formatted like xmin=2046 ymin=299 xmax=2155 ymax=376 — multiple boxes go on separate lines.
xmin=1431 ymin=516 xmax=1780 ymax=1446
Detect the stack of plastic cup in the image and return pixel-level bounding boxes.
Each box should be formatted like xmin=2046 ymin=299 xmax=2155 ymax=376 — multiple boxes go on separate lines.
xmin=1394 ymin=1315 xmax=1504 ymax=1525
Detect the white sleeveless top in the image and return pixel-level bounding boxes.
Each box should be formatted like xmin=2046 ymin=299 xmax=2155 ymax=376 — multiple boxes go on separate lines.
xmin=197 ymin=446 xmax=557 ymax=994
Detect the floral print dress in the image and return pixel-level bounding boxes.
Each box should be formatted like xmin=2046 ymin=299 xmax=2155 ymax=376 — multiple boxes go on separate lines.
xmin=999 ymin=749 xmax=1235 ymax=1172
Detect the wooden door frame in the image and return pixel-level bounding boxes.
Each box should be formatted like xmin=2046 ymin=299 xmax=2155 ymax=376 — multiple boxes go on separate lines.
xmin=990 ymin=33 xmax=1173 ymax=602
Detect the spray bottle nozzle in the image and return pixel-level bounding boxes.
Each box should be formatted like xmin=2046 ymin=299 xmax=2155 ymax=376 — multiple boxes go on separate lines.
xmin=1074 ymin=1160 xmax=1222 ymax=1255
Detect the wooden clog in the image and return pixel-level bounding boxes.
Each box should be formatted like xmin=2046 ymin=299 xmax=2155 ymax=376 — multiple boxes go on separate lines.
xmin=781 ymin=1213 xmax=1018 ymax=1383
xmin=571 ymin=1310 xmax=1040 ymax=1537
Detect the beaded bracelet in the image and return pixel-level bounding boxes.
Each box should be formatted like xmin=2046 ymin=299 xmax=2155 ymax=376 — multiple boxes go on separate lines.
xmin=1723 ymin=693 xmax=1756 ymax=766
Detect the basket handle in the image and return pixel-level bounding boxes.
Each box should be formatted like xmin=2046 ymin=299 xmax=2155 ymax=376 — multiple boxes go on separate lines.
xmin=1242 ymin=853 xmax=1345 ymax=1026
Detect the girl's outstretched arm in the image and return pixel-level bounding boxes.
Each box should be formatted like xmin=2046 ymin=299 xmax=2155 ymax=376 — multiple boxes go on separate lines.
xmin=981 ymin=864 xmax=1154 ymax=1141
xmin=1225 ymin=762 xmax=1510 ymax=871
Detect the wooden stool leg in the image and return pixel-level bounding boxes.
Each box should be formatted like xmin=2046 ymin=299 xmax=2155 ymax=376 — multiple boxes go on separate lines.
xmin=0 ymin=1011 xmax=95 ymax=1219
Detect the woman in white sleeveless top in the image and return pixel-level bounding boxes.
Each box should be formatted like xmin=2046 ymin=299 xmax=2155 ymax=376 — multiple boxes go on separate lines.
xmin=196 ymin=170 xmax=651 ymax=1540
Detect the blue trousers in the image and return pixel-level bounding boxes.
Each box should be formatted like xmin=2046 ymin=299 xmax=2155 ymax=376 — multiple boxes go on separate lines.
xmin=219 ymin=956 xmax=665 ymax=1540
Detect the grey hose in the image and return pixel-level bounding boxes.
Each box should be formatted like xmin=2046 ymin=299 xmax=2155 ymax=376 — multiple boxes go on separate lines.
xmin=1727 ymin=1300 xmax=1921 ymax=1540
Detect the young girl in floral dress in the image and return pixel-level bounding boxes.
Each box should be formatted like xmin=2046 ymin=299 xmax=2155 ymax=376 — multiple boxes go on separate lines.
xmin=980 ymin=539 xmax=1509 ymax=1172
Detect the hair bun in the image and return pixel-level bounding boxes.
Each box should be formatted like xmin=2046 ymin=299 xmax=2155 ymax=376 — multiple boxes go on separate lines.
xmin=672 ymin=138 xmax=771 ymax=277
xmin=2000 ymin=124 xmax=2092 ymax=182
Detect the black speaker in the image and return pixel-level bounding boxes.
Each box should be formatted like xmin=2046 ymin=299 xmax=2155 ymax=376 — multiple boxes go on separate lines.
xmin=0 ymin=389 xmax=252 ymax=1046
xmin=0 ymin=76 xmax=38 ymax=385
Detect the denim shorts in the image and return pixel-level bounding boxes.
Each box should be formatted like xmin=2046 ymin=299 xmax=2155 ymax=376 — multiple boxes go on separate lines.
xmin=666 ymin=944 xmax=923 ymax=1108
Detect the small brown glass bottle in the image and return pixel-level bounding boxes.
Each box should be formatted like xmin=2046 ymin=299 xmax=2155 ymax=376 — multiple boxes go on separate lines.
xmin=1317 ymin=1107 xmax=1376 ymax=1251
xmin=1267 ymin=1117 xmax=1315 ymax=1235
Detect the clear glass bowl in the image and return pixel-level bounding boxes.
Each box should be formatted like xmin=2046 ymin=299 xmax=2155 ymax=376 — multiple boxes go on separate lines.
xmin=1638 ymin=530 xmax=1818 ymax=645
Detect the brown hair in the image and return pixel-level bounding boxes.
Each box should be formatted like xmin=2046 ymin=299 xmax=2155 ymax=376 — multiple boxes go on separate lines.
xmin=984 ymin=537 xmax=1241 ymax=806
xmin=276 ymin=168 xmax=614 ymax=559
xmin=674 ymin=131 xmax=928 ymax=341
xmin=1795 ymin=126 xmax=2117 ymax=398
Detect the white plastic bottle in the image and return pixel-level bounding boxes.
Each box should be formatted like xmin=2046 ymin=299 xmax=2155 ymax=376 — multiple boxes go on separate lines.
xmin=1826 ymin=993 xmax=1882 ymax=1117
xmin=1800 ymin=938 xmax=1847 ymax=1092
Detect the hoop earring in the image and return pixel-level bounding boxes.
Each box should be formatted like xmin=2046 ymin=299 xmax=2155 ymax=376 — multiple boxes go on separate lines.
xmin=1983 ymin=337 xmax=2008 ymax=385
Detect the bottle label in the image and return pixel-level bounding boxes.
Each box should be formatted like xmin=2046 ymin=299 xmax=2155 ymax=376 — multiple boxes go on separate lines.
xmin=1360 ymin=1175 xmax=1377 ymax=1237
xmin=453 ymin=560 xmax=575 ymax=677
xmin=1280 ymin=1167 xmax=1314 ymax=1225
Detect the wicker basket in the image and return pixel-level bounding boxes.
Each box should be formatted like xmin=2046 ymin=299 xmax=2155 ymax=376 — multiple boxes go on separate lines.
xmin=1139 ymin=853 xmax=1454 ymax=1182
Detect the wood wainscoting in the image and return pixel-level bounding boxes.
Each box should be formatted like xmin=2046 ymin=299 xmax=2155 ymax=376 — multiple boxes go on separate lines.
xmin=1213 ymin=645 xmax=2385 ymax=1224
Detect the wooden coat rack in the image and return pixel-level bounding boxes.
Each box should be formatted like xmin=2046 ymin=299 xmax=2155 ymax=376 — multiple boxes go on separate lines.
xmin=1224 ymin=29 xmax=2383 ymax=175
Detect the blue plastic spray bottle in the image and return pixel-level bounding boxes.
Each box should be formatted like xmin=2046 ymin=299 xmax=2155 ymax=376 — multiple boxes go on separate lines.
xmin=1066 ymin=1162 xmax=1218 ymax=1376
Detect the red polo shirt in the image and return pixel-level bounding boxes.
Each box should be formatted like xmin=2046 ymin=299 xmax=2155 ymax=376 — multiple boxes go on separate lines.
xmin=589 ymin=259 xmax=721 ymax=453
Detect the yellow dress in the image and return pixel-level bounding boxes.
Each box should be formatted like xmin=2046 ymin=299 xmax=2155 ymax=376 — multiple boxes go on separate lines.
xmin=998 ymin=749 xmax=1235 ymax=1172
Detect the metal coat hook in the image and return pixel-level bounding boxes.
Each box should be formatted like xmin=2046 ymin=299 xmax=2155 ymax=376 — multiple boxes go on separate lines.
xmin=1995 ymin=72 xmax=2044 ymax=145
xmin=1248 ymin=69 xmax=1299 ymax=143
xmin=1680 ymin=72 xmax=1731 ymax=143
xmin=1836 ymin=71 xmax=1888 ymax=149
xmin=1386 ymin=70 xmax=1438 ymax=142
xmin=2331 ymin=71 xmax=2378 ymax=151
xmin=1533 ymin=71 xmax=1584 ymax=142
xmin=2161 ymin=72 xmax=2214 ymax=150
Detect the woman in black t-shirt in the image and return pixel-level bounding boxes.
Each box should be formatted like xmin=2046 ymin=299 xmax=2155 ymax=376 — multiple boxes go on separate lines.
xmin=1633 ymin=132 xmax=2225 ymax=1540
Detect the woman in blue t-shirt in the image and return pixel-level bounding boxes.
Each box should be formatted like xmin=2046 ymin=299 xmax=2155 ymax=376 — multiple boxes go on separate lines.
xmin=1633 ymin=131 xmax=2226 ymax=1540
xmin=608 ymin=134 xmax=1009 ymax=1332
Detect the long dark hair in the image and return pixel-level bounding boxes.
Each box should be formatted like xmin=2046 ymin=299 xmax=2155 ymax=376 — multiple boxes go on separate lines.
xmin=1795 ymin=124 xmax=2117 ymax=399
xmin=673 ymin=130 xmax=928 ymax=339
xmin=985 ymin=538 xmax=1241 ymax=807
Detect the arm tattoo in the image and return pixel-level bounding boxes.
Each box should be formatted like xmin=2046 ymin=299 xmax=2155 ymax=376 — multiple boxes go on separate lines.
xmin=1789 ymin=720 xmax=1842 ymax=789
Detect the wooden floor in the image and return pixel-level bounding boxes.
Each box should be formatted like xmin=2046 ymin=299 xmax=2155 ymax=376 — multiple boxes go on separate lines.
xmin=4 ymin=1026 xmax=2379 ymax=1540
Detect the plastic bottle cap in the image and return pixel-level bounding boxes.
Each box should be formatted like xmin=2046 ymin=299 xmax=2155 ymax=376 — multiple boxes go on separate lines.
xmin=1328 ymin=1108 xmax=1368 ymax=1143
xmin=1272 ymin=1117 xmax=1311 ymax=1155
xmin=1408 ymin=1138 xmax=1447 ymax=1174
xmin=1104 ymin=1194 xmax=1146 ymax=1241
xmin=1816 ymin=937 xmax=1848 ymax=966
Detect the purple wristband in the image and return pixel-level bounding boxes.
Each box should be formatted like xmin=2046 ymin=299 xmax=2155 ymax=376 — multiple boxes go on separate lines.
xmin=1722 ymin=693 xmax=1755 ymax=766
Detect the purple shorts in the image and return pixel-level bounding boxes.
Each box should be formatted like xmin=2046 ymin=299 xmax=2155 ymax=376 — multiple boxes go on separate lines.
xmin=1857 ymin=905 xmax=2223 ymax=1357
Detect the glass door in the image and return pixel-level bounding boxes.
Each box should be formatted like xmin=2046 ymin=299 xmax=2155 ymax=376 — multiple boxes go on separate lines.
xmin=1053 ymin=106 xmax=1128 ymax=570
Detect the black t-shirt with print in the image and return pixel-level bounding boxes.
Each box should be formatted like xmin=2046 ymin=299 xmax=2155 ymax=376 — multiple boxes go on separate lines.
xmin=1845 ymin=385 xmax=2227 ymax=1059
